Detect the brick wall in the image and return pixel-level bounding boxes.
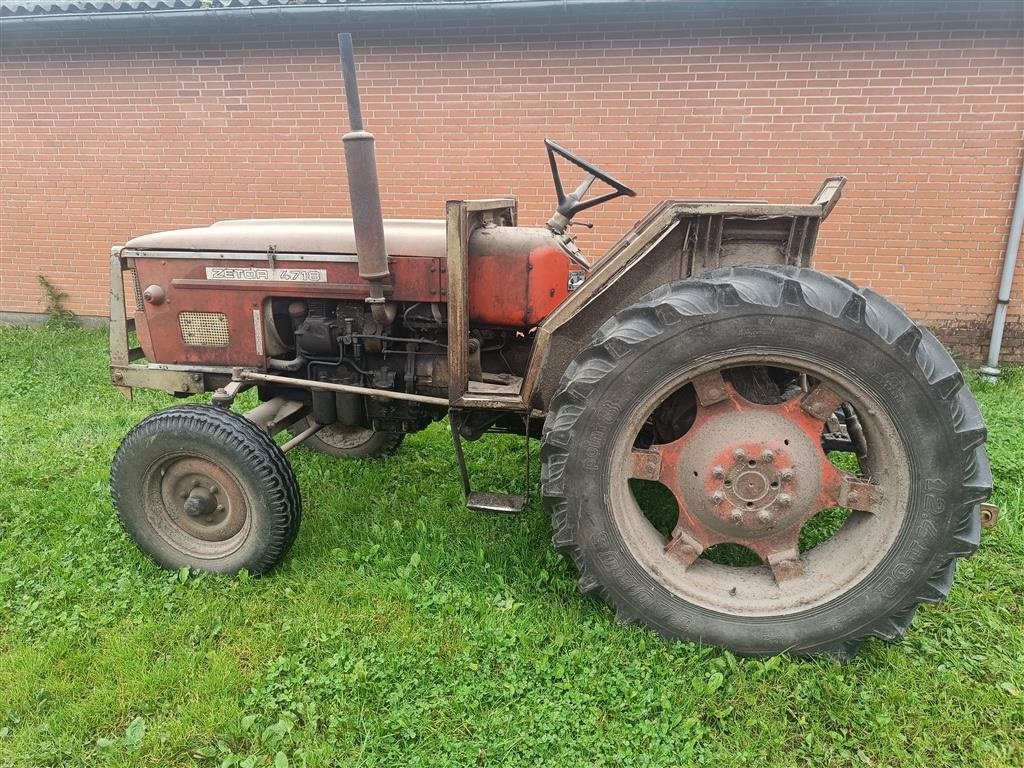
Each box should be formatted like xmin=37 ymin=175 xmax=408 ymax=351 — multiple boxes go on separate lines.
xmin=1 ymin=0 xmax=1022 ymax=362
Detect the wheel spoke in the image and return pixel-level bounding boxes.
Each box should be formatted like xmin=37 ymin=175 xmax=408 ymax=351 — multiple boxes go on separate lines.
xmin=664 ymin=521 xmax=705 ymax=569
xmin=630 ymin=448 xmax=662 ymax=481
xmin=838 ymin=475 xmax=879 ymax=513
xmin=820 ymin=463 xmax=879 ymax=513
xmin=692 ymin=371 xmax=731 ymax=407
xmin=798 ymin=383 xmax=844 ymax=422
xmin=765 ymin=546 xmax=804 ymax=583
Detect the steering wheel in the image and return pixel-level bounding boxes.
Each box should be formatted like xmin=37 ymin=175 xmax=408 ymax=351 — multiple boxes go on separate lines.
xmin=545 ymin=139 xmax=636 ymax=233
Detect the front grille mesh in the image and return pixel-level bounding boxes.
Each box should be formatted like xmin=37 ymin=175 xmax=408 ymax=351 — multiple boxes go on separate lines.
xmin=179 ymin=311 xmax=229 ymax=347
xmin=128 ymin=269 xmax=144 ymax=311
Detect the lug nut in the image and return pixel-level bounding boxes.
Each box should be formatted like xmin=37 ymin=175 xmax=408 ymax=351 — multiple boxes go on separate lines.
xmin=712 ymin=465 xmax=725 ymax=479
xmin=780 ymin=469 xmax=794 ymax=481
xmin=778 ymin=494 xmax=792 ymax=507
xmin=711 ymin=491 xmax=725 ymax=504
xmin=757 ymin=510 xmax=773 ymax=524
xmin=761 ymin=449 xmax=774 ymax=463
xmin=730 ymin=509 xmax=744 ymax=523
xmin=733 ymin=448 xmax=747 ymax=462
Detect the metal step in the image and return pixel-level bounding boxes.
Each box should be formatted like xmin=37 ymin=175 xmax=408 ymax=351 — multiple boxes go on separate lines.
xmin=466 ymin=491 xmax=527 ymax=514
xmin=450 ymin=409 xmax=531 ymax=515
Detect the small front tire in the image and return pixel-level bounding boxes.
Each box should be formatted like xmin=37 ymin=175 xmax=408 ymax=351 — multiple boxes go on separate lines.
xmin=111 ymin=404 xmax=301 ymax=575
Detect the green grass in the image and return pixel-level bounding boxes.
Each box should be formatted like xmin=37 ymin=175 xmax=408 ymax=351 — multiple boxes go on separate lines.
xmin=1 ymin=326 xmax=1022 ymax=768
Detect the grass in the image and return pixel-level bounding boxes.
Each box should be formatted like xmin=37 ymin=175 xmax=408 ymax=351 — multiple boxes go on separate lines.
xmin=0 ymin=325 xmax=1022 ymax=768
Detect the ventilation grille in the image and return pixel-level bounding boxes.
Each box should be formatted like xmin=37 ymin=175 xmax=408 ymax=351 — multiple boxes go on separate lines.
xmin=128 ymin=269 xmax=144 ymax=311
xmin=179 ymin=311 xmax=229 ymax=347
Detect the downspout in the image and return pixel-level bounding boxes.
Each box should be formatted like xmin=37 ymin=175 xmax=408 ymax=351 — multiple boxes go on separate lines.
xmin=979 ymin=159 xmax=1024 ymax=381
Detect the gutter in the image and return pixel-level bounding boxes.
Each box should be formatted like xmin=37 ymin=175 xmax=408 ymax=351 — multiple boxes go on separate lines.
xmin=1 ymin=0 xmax=658 ymax=27
xmin=979 ymin=158 xmax=1024 ymax=381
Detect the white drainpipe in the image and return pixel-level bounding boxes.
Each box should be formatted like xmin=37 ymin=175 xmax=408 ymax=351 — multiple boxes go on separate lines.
xmin=979 ymin=159 xmax=1024 ymax=381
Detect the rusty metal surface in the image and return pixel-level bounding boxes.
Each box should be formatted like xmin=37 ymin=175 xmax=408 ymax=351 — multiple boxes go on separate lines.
xmin=630 ymin=373 xmax=880 ymax=584
xmin=446 ymin=200 xmax=471 ymax=404
xmin=467 ymin=225 xmax=576 ymax=328
xmin=980 ymin=502 xmax=1000 ymax=528
xmin=145 ymin=453 xmax=250 ymax=557
xmin=130 ymin=254 xmax=443 ymax=368
xmin=237 ymin=369 xmax=451 ymax=407
xmin=608 ymin=355 xmax=910 ymax=617
xmin=243 ymin=397 xmax=308 ymax=436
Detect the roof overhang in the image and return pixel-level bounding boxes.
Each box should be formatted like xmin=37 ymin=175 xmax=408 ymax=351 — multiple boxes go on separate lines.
xmin=0 ymin=0 xmax=658 ymax=27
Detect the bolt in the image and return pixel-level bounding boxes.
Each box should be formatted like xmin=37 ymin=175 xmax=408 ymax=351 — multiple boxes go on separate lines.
xmin=778 ymin=494 xmax=792 ymax=507
xmin=733 ymin=448 xmax=747 ymax=462
xmin=780 ymin=469 xmax=794 ymax=481
xmin=757 ymin=510 xmax=773 ymax=524
xmin=711 ymin=491 xmax=725 ymax=505
xmin=730 ymin=509 xmax=744 ymax=523
xmin=712 ymin=465 xmax=725 ymax=479
xmin=761 ymin=449 xmax=774 ymax=463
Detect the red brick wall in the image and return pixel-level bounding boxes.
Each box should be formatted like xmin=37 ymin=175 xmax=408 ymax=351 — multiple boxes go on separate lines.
xmin=1 ymin=1 xmax=1022 ymax=361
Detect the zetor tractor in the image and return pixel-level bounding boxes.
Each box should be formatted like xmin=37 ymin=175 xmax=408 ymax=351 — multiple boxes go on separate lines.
xmin=109 ymin=35 xmax=992 ymax=659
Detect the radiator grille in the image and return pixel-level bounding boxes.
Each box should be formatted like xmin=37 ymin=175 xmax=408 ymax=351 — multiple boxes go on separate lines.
xmin=128 ymin=269 xmax=145 ymax=311
xmin=179 ymin=311 xmax=229 ymax=347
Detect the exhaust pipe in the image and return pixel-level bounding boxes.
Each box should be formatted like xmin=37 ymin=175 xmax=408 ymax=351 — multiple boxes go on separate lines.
xmin=337 ymin=33 xmax=393 ymax=322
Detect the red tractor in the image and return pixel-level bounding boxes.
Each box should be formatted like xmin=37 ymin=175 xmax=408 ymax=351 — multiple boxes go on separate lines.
xmin=109 ymin=35 xmax=991 ymax=659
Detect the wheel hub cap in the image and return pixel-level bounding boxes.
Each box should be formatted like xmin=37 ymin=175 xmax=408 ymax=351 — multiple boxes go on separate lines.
xmin=155 ymin=457 xmax=246 ymax=542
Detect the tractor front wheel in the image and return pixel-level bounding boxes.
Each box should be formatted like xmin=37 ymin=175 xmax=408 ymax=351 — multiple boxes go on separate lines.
xmin=111 ymin=405 xmax=301 ymax=575
xmin=541 ymin=266 xmax=990 ymax=659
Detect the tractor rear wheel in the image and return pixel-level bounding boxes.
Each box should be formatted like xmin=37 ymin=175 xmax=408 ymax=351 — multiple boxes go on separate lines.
xmin=111 ymin=404 xmax=301 ymax=575
xmin=540 ymin=266 xmax=990 ymax=659
xmin=288 ymin=417 xmax=405 ymax=458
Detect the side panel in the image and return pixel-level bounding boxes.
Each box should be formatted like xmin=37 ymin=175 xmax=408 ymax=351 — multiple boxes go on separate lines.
xmin=131 ymin=254 xmax=442 ymax=367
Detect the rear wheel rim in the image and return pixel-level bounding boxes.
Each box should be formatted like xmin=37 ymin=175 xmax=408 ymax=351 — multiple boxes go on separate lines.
xmin=611 ymin=353 xmax=911 ymax=617
xmin=307 ymin=421 xmax=379 ymax=450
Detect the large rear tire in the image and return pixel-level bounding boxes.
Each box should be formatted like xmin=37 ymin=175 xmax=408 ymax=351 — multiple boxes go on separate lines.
xmin=111 ymin=405 xmax=301 ymax=575
xmin=540 ymin=266 xmax=990 ymax=659
xmin=288 ymin=417 xmax=404 ymax=459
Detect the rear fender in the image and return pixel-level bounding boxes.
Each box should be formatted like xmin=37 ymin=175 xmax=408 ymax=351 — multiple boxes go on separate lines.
xmin=524 ymin=177 xmax=846 ymax=410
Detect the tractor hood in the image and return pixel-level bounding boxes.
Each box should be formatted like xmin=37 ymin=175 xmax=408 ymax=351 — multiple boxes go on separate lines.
xmin=124 ymin=218 xmax=447 ymax=259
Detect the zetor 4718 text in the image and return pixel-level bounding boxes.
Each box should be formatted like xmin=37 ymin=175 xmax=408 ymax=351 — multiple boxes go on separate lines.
xmin=109 ymin=34 xmax=992 ymax=660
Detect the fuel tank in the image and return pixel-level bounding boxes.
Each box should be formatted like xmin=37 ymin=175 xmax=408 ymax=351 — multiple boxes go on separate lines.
xmin=467 ymin=224 xmax=583 ymax=328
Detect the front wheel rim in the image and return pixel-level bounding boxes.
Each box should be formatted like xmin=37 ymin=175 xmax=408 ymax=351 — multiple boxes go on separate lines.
xmin=142 ymin=451 xmax=252 ymax=559
xmin=610 ymin=354 xmax=911 ymax=618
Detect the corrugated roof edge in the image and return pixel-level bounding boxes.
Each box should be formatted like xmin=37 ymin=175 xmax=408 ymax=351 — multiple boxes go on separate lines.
xmin=0 ymin=0 xmax=641 ymax=20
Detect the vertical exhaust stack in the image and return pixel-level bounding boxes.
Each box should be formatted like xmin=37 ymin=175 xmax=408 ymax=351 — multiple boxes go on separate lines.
xmin=337 ymin=33 xmax=392 ymax=321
